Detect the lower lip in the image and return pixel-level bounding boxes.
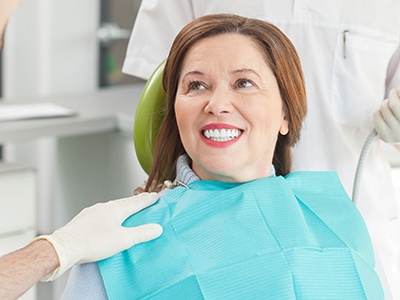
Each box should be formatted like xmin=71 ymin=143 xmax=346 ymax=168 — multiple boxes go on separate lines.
xmin=200 ymin=133 xmax=242 ymax=148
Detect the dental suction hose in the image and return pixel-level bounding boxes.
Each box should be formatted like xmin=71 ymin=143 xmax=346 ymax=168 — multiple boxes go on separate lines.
xmin=352 ymin=129 xmax=378 ymax=205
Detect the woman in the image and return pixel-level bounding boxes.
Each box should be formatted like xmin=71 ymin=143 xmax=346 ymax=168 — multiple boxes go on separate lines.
xmin=142 ymin=12 xmax=306 ymax=191
xmin=62 ymin=14 xmax=384 ymax=299
xmin=125 ymin=3 xmax=400 ymax=297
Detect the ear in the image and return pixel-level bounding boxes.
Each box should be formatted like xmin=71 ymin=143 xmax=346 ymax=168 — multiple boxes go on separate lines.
xmin=279 ymin=114 xmax=289 ymax=135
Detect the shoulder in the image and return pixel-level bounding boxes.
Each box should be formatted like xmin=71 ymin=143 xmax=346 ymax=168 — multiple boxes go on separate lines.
xmin=283 ymin=171 xmax=356 ymax=215
xmin=284 ymin=171 xmax=350 ymax=200
xmin=284 ymin=171 xmax=373 ymax=256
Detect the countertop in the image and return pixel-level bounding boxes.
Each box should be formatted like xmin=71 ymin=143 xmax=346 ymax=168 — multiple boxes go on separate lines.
xmin=0 ymin=84 xmax=145 ymax=142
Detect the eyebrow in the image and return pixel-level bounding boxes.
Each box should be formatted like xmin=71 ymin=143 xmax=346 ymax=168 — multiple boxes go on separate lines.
xmin=181 ymin=70 xmax=205 ymax=82
xmin=231 ymin=68 xmax=262 ymax=80
xmin=180 ymin=68 xmax=262 ymax=82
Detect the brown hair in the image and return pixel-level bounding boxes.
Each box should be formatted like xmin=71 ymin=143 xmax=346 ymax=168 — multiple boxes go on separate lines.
xmin=144 ymin=13 xmax=307 ymax=192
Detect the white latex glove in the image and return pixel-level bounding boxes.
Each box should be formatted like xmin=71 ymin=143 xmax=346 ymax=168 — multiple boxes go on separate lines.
xmin=373 ymin=88 xmax=400 ymax=145
xmin=36 ymin=193 xmax=163 ymax=281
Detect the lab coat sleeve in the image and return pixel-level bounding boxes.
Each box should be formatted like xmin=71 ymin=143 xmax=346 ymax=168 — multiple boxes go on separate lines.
xmin=60 ymin=263 xmax=107 ymax=300
xmin=385 ymin=41 xmax=400 ymax=93
xmin=122 ymin=0 xmax=195 ymax=80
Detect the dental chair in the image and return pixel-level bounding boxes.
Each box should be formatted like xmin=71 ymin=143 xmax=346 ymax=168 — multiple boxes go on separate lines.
xmin=134 ymin=60 xmax=166 ymax=175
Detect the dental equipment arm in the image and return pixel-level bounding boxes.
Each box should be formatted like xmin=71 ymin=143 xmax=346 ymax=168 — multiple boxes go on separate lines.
xmin=353 ymin=88 xmax=400 ymax=204
xmin=0 ymin=193 xmax=162 ymax=299
xmin=352 ymin=129 xmax=378 ymax=204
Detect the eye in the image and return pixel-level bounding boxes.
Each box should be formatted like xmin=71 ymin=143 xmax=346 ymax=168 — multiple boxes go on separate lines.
xmin=235 ymin=78 xmax=255 ymax=89
xmin=189 ymin=81 xmax=206 ymax=91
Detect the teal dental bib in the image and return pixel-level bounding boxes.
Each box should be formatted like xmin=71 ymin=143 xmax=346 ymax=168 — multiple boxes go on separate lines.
xmin=98 ymin=172 xmax=383 ymax=299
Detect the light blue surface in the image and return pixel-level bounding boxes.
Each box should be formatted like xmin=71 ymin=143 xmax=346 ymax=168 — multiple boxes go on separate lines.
xmin=98 ymin=172 xmax=383 ymax=299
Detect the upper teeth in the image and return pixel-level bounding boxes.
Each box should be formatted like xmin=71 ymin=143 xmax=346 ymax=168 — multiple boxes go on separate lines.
xmin=203 ymin=128 xmax=242 ymax=142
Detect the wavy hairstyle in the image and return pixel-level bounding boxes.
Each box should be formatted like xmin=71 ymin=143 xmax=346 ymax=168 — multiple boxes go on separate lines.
xmin=144 ymin=13 xmax=307 ymax=192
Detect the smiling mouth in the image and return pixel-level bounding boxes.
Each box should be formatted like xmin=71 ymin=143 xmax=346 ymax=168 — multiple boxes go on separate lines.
xmin=202 ymin=128 xmax=243 ymax=142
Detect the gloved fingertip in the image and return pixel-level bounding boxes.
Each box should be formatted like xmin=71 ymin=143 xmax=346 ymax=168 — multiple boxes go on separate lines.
xmin=131 ymin=223 xmax=163 ymax=244
xmin=390 ymin=88 xmax=400 ymax=98
xmin=126 ymin=193 xmax=159 ymax=208
xmin=153 ymin=223 xmax=164 ymax=236
xmin=145 ymin=223 xmax=163 ymax=237
xmin=135 ymin=192 xmax=159 ymax=200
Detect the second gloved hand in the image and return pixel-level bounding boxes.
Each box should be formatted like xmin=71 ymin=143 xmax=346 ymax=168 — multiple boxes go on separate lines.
xmin=37 ymin=193 xmax=162 ymax=281
xmin=373 ymin=88 xmax=400 ymax=145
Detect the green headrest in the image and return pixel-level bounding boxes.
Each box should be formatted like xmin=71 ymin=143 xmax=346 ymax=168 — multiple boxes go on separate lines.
xmin=134 ymin=60 xmax=166 ymax=174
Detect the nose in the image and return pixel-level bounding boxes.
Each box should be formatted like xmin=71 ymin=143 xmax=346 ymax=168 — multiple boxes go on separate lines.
xmin=204 ymin=87 xmax=234 ymax=116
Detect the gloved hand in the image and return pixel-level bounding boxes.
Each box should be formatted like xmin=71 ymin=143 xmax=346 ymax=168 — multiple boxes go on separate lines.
xmin=373 ymin=88 xmax=400 ymax=145
xmin=36 ymin=193 xmax=163 ymax=281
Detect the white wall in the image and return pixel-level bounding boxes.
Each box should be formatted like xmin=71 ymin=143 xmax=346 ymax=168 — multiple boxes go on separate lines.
xmin=3 ymin=0 xmax=99 ymax=97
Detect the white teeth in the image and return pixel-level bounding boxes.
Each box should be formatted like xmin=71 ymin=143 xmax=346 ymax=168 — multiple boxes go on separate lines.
xmin=213 ymin=129 xmax=220 ymax=138
xmin=203 ymin=128 xmax=242 ymax=142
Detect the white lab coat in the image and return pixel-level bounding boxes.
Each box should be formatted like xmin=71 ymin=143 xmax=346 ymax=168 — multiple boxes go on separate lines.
xmin=123 ymin=1 xmax=400 ymax=298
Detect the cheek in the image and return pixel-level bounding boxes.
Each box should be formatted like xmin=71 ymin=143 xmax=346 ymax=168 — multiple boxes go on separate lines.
xmin=175 ymin=98 xmax=195 ymax=137
xmin=246 ymin=104 xmax=284 ymax=134
xmin=175 ymin=96 xmax=204 ymax=126
xmin=174 ymin=99 xmax=186 ymax=128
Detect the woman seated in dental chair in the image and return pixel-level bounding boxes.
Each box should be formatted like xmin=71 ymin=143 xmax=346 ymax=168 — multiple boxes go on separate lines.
xmin=61 ymin=13 xmax=386 ymax=299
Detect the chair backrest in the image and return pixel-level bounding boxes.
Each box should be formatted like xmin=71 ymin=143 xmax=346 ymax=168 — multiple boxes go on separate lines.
xmin=134 ymin=60 xmax=166 ymax=174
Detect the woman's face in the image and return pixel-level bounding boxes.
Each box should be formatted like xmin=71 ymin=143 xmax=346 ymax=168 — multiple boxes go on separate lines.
xmin=175 ymin=33 xmax=288 ymax=182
